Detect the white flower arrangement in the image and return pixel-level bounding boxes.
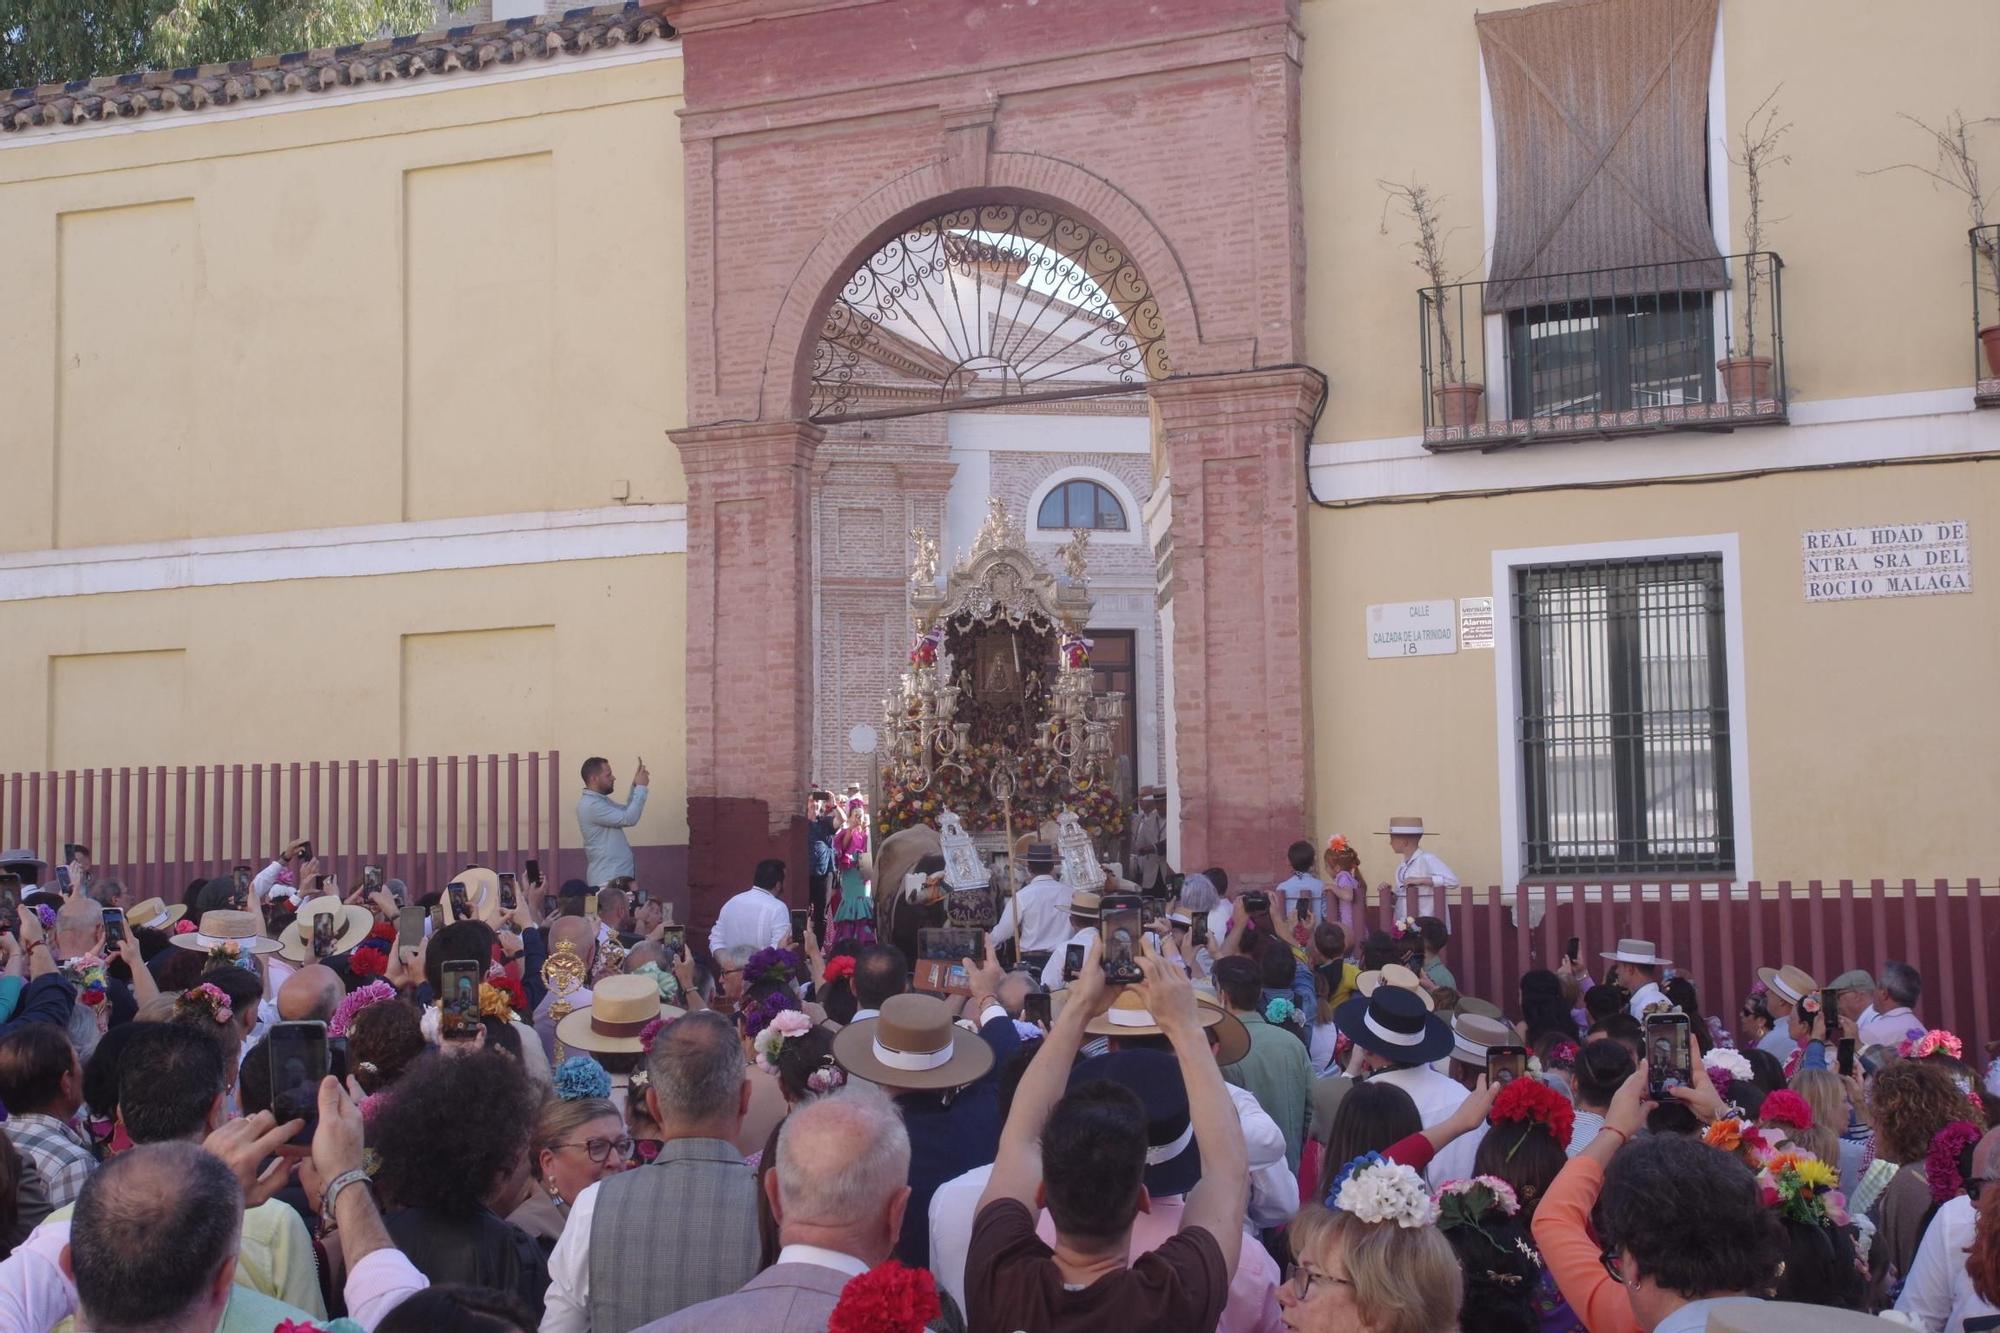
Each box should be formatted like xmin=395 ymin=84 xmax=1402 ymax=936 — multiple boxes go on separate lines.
xmin=1704 ymin=1048 xmax=1753 ymax=1082
xmin=1334 ymin=1160 xmax=1439 ymax=1229
xmin=752 ymin=1008 xmax=814 ymax=1074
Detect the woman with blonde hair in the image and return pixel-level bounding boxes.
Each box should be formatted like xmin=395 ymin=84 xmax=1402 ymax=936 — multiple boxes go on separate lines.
xmin=1279 ymin=1158 xmax=1463 ymax=1333
xmin=1788 ymin=1068 xmax=1863 ymax=1190
xmin=508 ymin=1094 xmax=629 ymax=1251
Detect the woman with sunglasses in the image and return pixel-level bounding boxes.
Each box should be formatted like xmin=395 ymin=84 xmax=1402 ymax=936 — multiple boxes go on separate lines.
xmin=510 ymin=1095 xmax=632 ymax=1252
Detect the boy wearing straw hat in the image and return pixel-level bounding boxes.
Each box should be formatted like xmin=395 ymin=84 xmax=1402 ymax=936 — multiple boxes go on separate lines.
xmin=1380 ymin=816 xmax=1457 ymax=927
xmin=1600 ymin=939 xmax=1674 ymax=1020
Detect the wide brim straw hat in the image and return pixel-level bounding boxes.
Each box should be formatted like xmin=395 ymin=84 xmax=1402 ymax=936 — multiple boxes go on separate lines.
xmin=1450 ymin=1012 xmax=1520 ymax=1067
xmin=1334 ymin=985 xmax=1455 ymax=1065
xmin=1600 ymin=937 xmax=1673 ymax=967
xmin=1356 ymin=963 xmax=1436 ymax=1011
xmin=125 ymin=897 xmax=187 ymax=932
xmin=1083 ymin=988 xmax=1228 ymax=1043
xmin=1754 ymin=964 xmax=1819 ymax=1007
xmin=555 ymin=974 xmax=684 ymax=1055
xmin=277 ymin=899 xmax=375 ymax=964
xmin=449 ymin=866 xmax=501 ymax=924
xmin=1376 ymin=817 xmax=1433 ymax=837
xmin=832 ymin=993 xmax=995 ymax=1092
xmin=168 ymin=909 xmax=283 ymax=955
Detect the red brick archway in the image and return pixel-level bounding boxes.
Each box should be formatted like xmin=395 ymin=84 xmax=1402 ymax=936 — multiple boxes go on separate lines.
xmin=666 ymin=0 xmax=1321 ymax=926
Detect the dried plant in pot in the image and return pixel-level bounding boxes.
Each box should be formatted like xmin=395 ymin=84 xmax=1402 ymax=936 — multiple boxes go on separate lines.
xmin=1720 ymin=90 xmax=1789 ymax=406
xmin=1381 ymin=179 xmax=1483 ymax=427
xmin=1864 ymin=111 xmax=2000 ymax=377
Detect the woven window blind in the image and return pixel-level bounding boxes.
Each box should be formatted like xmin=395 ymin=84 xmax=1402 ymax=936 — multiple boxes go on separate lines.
xmin=1477 ymin=0 xmax=1725 ymax=313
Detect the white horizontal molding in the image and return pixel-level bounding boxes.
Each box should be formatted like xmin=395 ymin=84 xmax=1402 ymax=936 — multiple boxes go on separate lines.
xmin=1309 ymin=388 xmax=1996 ymax=502
xmin=0 ymin=504 xmax=688 ymax=602
xmin=0 ymin=41 xmax=684 ymax=151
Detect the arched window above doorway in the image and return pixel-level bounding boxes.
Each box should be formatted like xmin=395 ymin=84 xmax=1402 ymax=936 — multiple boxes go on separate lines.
xmin=809 ymin=203 xmax=1170 ymax=423
xmin=1037 ymin=478 xmax=1129 ymax=532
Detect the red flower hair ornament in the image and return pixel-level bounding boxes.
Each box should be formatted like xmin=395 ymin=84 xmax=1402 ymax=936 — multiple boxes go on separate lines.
xmin=1490 ymin=1077 xmax=1576 ymax=1157
xmin=822 ymin=955 xmax=857 ymax=986
xmin=827 ymin=1261 xmax=939 ymax=1333
xmin=1758 ymin=1090 xmax=1815 ymax=1133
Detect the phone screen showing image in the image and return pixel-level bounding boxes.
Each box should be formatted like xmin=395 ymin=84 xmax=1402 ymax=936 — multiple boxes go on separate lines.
xmin=1099 ymin=894 xmax=1143 ymax=984
xmin=55 ymin=866 xmax=71 ymax=892
xmin=447 ymin=882 xmax=471 ymax=921
xmin=919 ymin=927 xmax=983 ymax=964
xmin=1063 ymin=943 xmax=1085 ymax=981
xmin=364 ymin=865 xmax=383 ymax=891
xmin=298 ymin=841 xmax=313 ymax=864
xmin=662 ymin=926 xmax=685 ymax=963
xmin=268 ymin=1021 xmax=329 ymax=1142
xmin=311 ymin=912 xmax=336 ymax=958
xmin=102 ymin=908 xmax=126 ymax=947
xmin=441 ymin=961 xmax=482 ymax=1040
xmin=498 ymin=874 xmax=517 ymax=911
xmin=583 ymin=891 xmax=598 ymax=920
xmin=1486 ymin=1045 xmax=1529 ymax=1086
xmin=1191 ymin=914 xmax=1209 ymax=948
xmin=1645 ymin=1013 xmax=1693 ymax=1099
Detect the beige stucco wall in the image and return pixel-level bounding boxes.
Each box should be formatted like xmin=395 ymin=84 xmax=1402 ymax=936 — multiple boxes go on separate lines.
xmin=1300 ymin=0 xmax=2000 ymax=444
xmin=1308 ymin=458 xmax=2000 ymax=887
xmin=0 ymin=55 xmax=688 ymax=551
xmin=0 ymin=53 xmax=691 ymax=849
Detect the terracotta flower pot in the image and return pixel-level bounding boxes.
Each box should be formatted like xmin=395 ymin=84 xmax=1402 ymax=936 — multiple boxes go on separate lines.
xmin=1717 ymin=355 xmax=1773 ymax=404
xmin=1980 ymin=325 xmax=2000 ymax=378
xmin=1432 ymin=381 xmax=1485 ymax=429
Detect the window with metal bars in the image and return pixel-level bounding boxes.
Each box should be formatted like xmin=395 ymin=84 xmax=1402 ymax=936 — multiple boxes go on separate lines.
xmin=1515 ymin=556 xmax=1733 ymax=875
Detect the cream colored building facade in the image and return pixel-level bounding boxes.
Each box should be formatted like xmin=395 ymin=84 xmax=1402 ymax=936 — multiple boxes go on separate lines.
xmin=0 ymin=0 xmax=1995 ymax=896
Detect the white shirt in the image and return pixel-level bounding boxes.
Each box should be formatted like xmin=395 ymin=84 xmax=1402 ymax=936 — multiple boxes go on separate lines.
xmin=990 ymin=876 xmax=1075 ymax=954
xmin=708 ymin=886 xmax=790 ymax=955
xmin=775 ymin=1244 xmax=870 ymax=1279
xmin=1367 ymin=1064 xmax=1485 ymax=1188
xmin=1859 ymin=1004 xmax=1920 ymax=1050
xmin=1626 ymin=980 xmax=1668 ymax=1019
xmin=542 ymin=1178 xmax=605 ymax=1333
xmin=1228 ymin=1082 xmax=1299 ymax=1229
xmin=1041 ymin=926 xmax=1099 ymax=990
xmin=1392 ymin=848 xmax=1457 ymax=926
xmin=928 ymin=1162 xmax=995 ymax=1315
xmin=1896 ymin=1194 xmax=1997 ymax=1332
xmin=850 ymin=1007 xmax=879 ymax=1024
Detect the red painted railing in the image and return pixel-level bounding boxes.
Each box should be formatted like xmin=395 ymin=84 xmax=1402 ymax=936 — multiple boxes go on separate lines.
xmin=1 ymin=753 xmax=563 ymax=904
xmin=1376 ymin=881 xmax=1998 ymax=1065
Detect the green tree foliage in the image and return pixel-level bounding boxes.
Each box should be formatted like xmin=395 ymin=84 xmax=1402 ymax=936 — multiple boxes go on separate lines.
xmin=2 ymin=1 xmax=472 ymax=90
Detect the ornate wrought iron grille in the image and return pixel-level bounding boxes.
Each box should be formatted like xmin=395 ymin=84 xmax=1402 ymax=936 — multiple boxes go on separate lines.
xmin=809 ymin=204 xmax=1170 ymax=422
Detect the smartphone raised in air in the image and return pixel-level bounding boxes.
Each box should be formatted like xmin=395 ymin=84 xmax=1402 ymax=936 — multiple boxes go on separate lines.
xmin=1063 ymin=942 xmax=1086 ymax=982
xmin=1565 ymin=936 xmax=1580 ymax=965
xmin=1837 ymin=1037 xmax=1857 ymax=1078
xmin=268 ymin=1020 xmax=329 ymax=1143
xmin=1022 ymin=992 xmax=1052 ymax=1026
xmin=396 ymin=906 xmax=426 ymax=957
xmin=525 ymin=858 xmax=542 ymax=888
xmin=1099 ymin=893 xmax=1144 ymax=985
xmin=498 ymin=873 xmax=518 ymax=911
xmin=1486 ymin=1045 xmax=1528 ymax=1086
xmin=790 ymin=908 xmax=810 ymax=943
xmin=101 ymin=907 xmax=127 ymax=947
xmin=661 ymin=925 xmax=686 ymax=964
xmin=310 ymin=911 xmax=336 ymax=959
xmin=447 ymin=881 xmax=472 ymax=921
xmin=440 ymin=960 xmax=482 ymax=1041
xmin=1644 ymin=1012 xmax=1694 ymax=1100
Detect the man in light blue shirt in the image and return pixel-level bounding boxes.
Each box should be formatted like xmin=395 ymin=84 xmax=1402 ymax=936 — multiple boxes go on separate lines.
xmin=576 ymin=756 xmax=648 ymax=887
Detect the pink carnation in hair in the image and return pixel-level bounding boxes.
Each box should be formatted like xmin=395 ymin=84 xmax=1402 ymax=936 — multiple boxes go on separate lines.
xmin=173 ymin=920 xmax=197 ymax=935
xmin=1759 ymin=1090 xmax=1814 ymax=1132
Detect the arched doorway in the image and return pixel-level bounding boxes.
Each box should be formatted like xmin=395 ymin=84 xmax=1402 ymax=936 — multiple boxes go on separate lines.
xmin=666 ymin=0 xmax=1317 ymax=926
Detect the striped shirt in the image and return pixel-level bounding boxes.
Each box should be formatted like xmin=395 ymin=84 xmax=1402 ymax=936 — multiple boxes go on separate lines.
xmin=5 ymin=1114 xmax=96 ymax=1211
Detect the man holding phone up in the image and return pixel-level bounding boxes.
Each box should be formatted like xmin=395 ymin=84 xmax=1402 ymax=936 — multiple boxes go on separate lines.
xmin=577 ymin=756 xmax=649 ymax=889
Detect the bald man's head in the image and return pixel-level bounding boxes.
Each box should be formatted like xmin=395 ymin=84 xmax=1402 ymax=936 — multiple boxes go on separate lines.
xmin=278 ymin=965 xmax=346 ymax=1023
xmin=549 ymin=915 xmax=597 ymax=969
xmin=772 ymin=1086 xmax=910 ymax=1264
xmin=55 ymin=895 xmax=103 ymax=957
xmin=69 ymin=1141 xmax=242 ymax=1330
xmin=625 ymin=941 xmax=667 ymax=973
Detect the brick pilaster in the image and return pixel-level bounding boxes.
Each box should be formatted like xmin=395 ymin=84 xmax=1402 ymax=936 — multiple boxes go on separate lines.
xmin=1151 ymin=368 xmax=1323 ymax=888
xmin=670 ymin=419 xmax=824 ymax=932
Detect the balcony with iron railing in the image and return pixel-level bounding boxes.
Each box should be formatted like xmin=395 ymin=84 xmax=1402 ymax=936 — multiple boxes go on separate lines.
xmin=1418 ymin=252 xmax=1787 ymax=451
xmin=1973 ymin=225 xmax=2000 ymax=408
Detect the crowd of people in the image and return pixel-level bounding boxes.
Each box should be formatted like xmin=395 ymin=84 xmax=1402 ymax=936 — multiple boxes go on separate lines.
xmin=0 ymin=796 xmax=1996 ymax=1333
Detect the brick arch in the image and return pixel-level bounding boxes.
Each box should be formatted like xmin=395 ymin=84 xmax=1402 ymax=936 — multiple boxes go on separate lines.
xmin=759 ymin=153 xmax=1210 ymax=423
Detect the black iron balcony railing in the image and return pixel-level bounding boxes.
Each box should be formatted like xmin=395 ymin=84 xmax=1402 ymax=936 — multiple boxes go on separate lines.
xmin=1973 ymin=225 xmax=2000 ymax=408
xmin=1418 ymin=252 xmax=1787 ymax=450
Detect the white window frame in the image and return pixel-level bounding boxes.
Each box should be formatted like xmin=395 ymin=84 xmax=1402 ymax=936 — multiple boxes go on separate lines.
xmin=1025 ymin=467 xmax=1144 ymax=545
xmin=1491 ymin=532 xmax=1752 ymax=889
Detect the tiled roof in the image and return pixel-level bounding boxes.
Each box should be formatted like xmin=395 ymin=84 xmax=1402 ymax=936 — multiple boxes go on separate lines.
xmin=4 ymin=2 xmax=673 ymax=136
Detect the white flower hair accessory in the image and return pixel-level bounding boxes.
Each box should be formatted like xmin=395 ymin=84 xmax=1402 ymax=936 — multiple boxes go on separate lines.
xmin=1334 ymin=1159 xmax=1439 ymax=1229
xmin=752 ymin=1008 xmax=814 ymax=1074
xmin=1704 ymin=1048 xmax=1753 ymax=1083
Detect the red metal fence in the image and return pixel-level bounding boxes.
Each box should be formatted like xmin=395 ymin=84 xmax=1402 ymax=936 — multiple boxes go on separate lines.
xmin=2 ymin=753 xmax=563 ymax=903
xmin=1386 ymin=881 xmax=1999 ymax=1067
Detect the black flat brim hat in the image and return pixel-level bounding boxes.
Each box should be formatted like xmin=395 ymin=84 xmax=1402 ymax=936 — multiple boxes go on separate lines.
xmin=1068 ymin=1049 xmax=1201 ymax=1198
xmin=1334 ymin=985 xmax=1455 ymax=1066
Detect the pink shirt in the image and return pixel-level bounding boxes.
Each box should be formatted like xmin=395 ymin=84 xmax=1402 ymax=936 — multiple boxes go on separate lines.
xmin=1033 ymin=1198 xmax=1284 ymax=1333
